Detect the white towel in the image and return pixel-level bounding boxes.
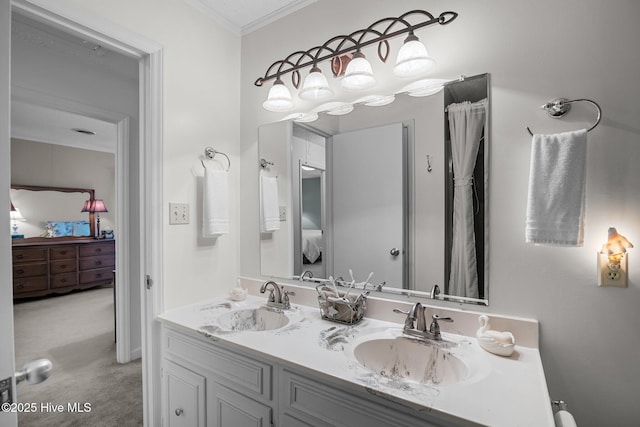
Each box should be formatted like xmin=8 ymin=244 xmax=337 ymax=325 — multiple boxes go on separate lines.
xmin=203 ymin=168 xmax=229 ymax=236
xmin=260 ymin=175 xmax=280 ymax=232
xmin=526 ymin=129 xmax=587 ymax=246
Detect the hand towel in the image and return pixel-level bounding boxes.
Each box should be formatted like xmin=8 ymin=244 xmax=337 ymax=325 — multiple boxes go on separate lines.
xmin=260 ymin=175 xmax=280 ymax=232
xmin=203 ymin=168 xmax=229 ymax=236
xmin=526 ymin=129 xmax=587 ymax=246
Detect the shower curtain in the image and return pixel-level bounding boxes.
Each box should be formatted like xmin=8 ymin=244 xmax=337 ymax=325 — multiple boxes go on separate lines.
xmin=447 ymin=98 xmax=487 ymax=298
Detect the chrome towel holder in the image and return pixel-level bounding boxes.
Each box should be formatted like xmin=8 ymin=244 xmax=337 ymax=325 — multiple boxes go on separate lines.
xmin=201 ymin=147 xmax=231 ymax=171
xmin=526 ymin=97 xmax=602 ymax=136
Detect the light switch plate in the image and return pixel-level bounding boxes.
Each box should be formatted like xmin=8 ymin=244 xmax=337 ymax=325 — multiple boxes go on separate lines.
xmin=169 ymin=203 xmax=189 ymax=225
xmin=279 ymin=206 xmax=287 ymax=221
xmin=597 ymin=252 xmax=628 ymax=287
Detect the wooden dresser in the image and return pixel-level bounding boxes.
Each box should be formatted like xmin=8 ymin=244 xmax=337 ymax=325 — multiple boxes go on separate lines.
xmin=12 ymin=238 xmax=115 ymax=299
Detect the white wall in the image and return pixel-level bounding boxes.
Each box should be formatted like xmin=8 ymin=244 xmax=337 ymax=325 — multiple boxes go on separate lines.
xmin=240 ymin=1 xmax=640 ymax=426
xmin=18 ymin=0 xmax=242 ymax=309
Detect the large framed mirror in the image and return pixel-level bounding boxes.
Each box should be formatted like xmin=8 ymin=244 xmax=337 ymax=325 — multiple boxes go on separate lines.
xmin=10 ymin=184 xmax=96 ymax=239
xmin=259 ymin=73 xmax=489 ymax=305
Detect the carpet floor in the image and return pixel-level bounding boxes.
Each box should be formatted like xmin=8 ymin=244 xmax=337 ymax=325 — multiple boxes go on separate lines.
xmin=13 ymin=286 xmax=143 ymax=426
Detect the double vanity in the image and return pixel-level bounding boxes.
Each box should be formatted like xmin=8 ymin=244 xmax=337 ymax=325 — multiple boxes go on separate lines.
xmin=158 ymin=278 xmax=554 ymax=427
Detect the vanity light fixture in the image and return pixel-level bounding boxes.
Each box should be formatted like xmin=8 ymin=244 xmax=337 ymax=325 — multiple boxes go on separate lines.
xmin=255 ymin=10 xmax=458 ymax=111
xmin=598 ymin=227 xmax=633 ymax=287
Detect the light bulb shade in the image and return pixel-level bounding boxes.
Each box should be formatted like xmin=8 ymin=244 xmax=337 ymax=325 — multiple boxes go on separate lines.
xmin=341 ymin=52 xmax=376 ymax=91
xmin=263 ymin=79 xmax=294 ymax=112
xmin=601 ymin=227 xmax=633 ymax=258
xmin=299 ymin=67 xmax=333 ymax=101
xmin=393 ymin=36 xmax=435 ymax=78
xmin=90 ymin=199 xmax=109 ymax=213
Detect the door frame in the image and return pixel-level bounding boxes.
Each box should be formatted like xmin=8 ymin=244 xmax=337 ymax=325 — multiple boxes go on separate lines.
xmin=8 ymin=1 xmax=165 ymax=425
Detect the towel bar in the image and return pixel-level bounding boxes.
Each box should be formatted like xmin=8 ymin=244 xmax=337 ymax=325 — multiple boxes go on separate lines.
xmin=526 ymin=97 xmax=601 ymax=136
xmin=202 ymin=147 xmax=231 ymax=171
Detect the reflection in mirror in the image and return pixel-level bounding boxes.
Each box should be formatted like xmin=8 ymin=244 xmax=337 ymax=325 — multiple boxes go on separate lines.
xmin=10 ymin=185 xmax=95 ymax=238
xmin=259 ymin=74 xmax=489 ymax=305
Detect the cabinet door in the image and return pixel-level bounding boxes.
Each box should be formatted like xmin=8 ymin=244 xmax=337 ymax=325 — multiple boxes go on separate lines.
xmin=212 ymin=383 xmax=272 ymax=427
xmin=164 ymin=360 xmax=206 ymax=427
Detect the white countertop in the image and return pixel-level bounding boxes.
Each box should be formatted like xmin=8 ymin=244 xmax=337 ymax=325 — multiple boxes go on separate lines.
xmin=158 ymin=294 xmax=555 ymax=427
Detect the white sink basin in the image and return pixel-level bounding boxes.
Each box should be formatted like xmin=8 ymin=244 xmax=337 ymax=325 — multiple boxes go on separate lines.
xmin=353 ymin=336 xmax=469 ymax=385
xmin=214 ymin=306 xmax=301 ymax=332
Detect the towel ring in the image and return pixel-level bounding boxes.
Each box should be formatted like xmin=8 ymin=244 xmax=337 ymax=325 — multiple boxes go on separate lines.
xmin=202 ymin=147 xmax=231 ymax=171
xmin=526 ymin=98 xmax=602 ymax=136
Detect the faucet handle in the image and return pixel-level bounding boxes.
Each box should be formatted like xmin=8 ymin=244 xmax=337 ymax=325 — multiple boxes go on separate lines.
xmin=393 ymin=308 xmax=415 ymax=330
xmin=429 ymin=314 xmax=453 ymax=337
xmin=432 ymin=314 xmax=453 ymax=323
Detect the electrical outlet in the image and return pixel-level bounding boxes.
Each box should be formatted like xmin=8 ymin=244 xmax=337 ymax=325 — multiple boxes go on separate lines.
xmin=169 ymin=203 xmax=189 ymax=225
xmin=597 ymin=252 xmax=628 ymax=287
xmin=279 ymin=206 xmax=287 ymax=221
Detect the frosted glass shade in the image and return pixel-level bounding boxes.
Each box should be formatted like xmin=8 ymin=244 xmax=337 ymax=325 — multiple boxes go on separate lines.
xmin=393 ymin=36 xmax=435 ymax=78
xmin=299 ymin=67 xmax=333 ymax=100
xmin=263 ymin=79 xmax=294 ymax=112
xmin=341 ymin=52 xmax=376 ymax=91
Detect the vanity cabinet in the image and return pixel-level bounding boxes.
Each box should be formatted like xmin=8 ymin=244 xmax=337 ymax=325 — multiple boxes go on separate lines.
xmin=12 ymin=238 xmax=115 ymax=299
xmin=161 ymin=326 xmax=455 ymax=427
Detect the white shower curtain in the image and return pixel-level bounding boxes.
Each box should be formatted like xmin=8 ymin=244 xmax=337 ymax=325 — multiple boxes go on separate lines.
xmin=447 ymin=99 xmax=487 ymax=298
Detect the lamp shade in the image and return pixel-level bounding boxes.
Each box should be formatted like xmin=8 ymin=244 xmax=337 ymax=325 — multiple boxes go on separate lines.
xmin=299 ymin=66 xmax=334 ymax=101
xmin=263 ymin=78 xmax=294 ymax=112
xmin=90 ymin=199 xmax=108 ymax=213
xmin=393 ymin=34 xmax=435 ymax=78
xmin=10 ymin=206 xmax=25 ymax=221
xmin=81 ymin=200 xmax=91 ymax=212
xmin=341 ymin=51 xmax=376 ymax=91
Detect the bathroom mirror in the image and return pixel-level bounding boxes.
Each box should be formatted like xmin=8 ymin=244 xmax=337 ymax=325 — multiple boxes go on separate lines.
xmin=259 ymin=73 xmax=489 ymax=305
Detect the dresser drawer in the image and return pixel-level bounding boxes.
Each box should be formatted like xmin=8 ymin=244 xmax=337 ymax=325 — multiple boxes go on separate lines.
xmin=51 ymin=259 xmax=77 ymax=274
xmin=13 ymin=248 xmax=47 ymax=263
xmin=79 ymin=255 xmax=115 ymax=271
xmin=13 ymin=276 xmax=48 ymax=294
xmin=13 ymin=262 xmax=47 ymax=279
xmin=79 ymin=242 xmax=114 ymax=257
xmin=79 ymin=267 xmax=113 ymax=284
xmin=50 ymin=246 xmax=77 ymax=260
xmin=51 ymin=272 xmax=78 ymax=288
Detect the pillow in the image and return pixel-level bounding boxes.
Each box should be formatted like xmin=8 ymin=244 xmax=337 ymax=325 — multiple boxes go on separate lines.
xmin=72 ymin=221 xmax=91 ymax=237
xmin=50 ymin=221 xmax=73 ymax=237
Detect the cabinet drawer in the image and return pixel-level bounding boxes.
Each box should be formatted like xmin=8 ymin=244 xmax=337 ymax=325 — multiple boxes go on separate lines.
xmin=13 ymin=248 xmax=47 ymax=263
xmin=79 ymin=267 xmax=113 ymax=284
xmin=13 ymin=262 xmax=47 ymax=279
xmin=50 ymin=246 xmax=77 ymax=260
xmin=51 ymin=259 xmax=77 ymax=274
xmin=51 ymin=272 xmax=78 ymax=288
xmin=79 ymin=242 xmax=114 ymax=257
xmin=13 ymin=276 xmax=48 ymax=294
xmin=79 ymin=255 xmax=115 ymax=271
xmin=165 ymin=332 xmax=272 ymax=400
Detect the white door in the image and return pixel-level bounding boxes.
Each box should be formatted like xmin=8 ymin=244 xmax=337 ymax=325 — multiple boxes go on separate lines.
xmin=331 ymin=123 xmax=405 ymax=288
xmin=0 ymin=2 xmax=17 ymax=425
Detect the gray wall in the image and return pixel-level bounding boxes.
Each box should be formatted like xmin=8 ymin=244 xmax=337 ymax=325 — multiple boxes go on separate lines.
xmin=240 ymin=1 xmax=640 ymax=425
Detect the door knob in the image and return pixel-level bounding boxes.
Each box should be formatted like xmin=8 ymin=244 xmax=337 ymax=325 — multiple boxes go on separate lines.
xmin=175 ymin=408 xmax=184 ymax=416
xmin=15 ymin=359 xmax=53 ymax=385
xmin=390 ymin=248 xmax=400 ymax=256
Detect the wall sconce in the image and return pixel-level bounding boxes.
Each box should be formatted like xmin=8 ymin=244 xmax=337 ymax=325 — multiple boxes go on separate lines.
xmin=255 ymin=10 xmax=458 ymax=112
xmin=598 ymin=227 xmax=633 ymax=287
xmin=10 ymin=201 xmax=26 ymax=238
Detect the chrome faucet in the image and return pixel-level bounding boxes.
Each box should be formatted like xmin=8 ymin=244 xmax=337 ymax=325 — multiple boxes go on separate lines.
xmin=259 ymin=280 xmax=294 ymax=309
xmin=299 ymin=270 xmax=313 ymax=282
xmin=393 ymin=303 xmax=453 ymax=341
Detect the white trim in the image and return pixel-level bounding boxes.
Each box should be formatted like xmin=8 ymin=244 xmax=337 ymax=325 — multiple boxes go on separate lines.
xmin=115 ymin=117 xmax=131 ymax=364
xmin=12 ymin=1 xmax=165 ymax=426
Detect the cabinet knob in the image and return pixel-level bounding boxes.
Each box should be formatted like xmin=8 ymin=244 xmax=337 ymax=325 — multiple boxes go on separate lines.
xmin=17 ymin=269 xmax=24 ymax=274
xmin=175 ymin=408 xmax=183 ymax=416
xmin=60 ymin=251 xmax=67 ymax=255
xmin=96 ymin=248 xmax=102 ymax=253
xmin=60 ymin=264 xmax=67 ymax=269
xmin=96 ymin=273 xmax=103 ymax=278
xmin=16 ymin=254 xmax=24 ymax=260
xmin=95 ymin=260 xmax=102 ymax=266
xmin=17 ymin=284 xmax=24 ymax=290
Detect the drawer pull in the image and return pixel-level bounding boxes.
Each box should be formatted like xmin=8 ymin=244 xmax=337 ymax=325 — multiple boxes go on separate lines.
xmin=16 ymin=284 xmax=24 ymax=290
xmin=16 ymin=254 xmax=24 ymax=260
xmin=175 ymin=408 xmax=183 ymax=416
xmin=60 ymin=251 xmax=67 ymax=255
xmin=96 ymin=248 xmax=102 ymax=253
xmin=60 ymin=264 xmax=67 ymax=269
xmin=61 ymin=279 xmax=67 ymax=283
xmin=95 ymin=261 xmax=102 ymax=266
xmin=16 ymin=269 xmax=24 ymax=274
xmin=96 ymin=273 xmax=103 ymax=278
